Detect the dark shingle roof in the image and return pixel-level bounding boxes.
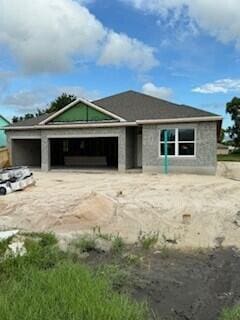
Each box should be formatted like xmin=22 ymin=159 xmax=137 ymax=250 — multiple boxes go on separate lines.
xmin=93 ymin=90 xmax=219 ymax=121
xmin=7 ymin=90 xmax=219 ymax=127
xmin=7 ymin=113 xmax=51 ymax=127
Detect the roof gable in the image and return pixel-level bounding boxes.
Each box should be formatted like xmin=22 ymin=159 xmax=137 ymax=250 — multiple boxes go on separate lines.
xmin=51 ymin=102 xmax=115 ymax=123
xmin=40 ymin=98 xmax=126 ymax=125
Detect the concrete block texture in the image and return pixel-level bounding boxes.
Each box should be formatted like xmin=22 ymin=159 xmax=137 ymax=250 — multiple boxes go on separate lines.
xmin=6 ymin=121 xmax=218 ymax=174
xmin=7 ymin=127 xmax=127 ymax=171
xmin=142 ymin=122 xmax=217 ymax=175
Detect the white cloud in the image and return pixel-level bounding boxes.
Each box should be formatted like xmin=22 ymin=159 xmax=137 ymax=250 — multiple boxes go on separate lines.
xmin=192 ymin=79 xmax=240 ymax=94
xmin=99 ymin=31 xmax=159 ymax=71
xmin=121 ymin=0 xmax=240 ymax=48
xmin=3 ymin=85 xmax=100 ymax=113
xmin=142 ymin=82 xmax=173 ymax=100
xmin=0 ymin=0 xmax=158 ymax=73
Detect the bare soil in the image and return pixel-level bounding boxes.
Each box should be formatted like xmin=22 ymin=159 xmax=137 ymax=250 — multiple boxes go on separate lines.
xmin=86 ymin=246 xmax=240 ymax=320
xmin=0 ymin=170 xmax=240 ymax=249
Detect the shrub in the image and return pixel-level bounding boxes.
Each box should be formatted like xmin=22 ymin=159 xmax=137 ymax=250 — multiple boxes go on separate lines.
xmin=0 ymin=263 xmax=147 ymax=320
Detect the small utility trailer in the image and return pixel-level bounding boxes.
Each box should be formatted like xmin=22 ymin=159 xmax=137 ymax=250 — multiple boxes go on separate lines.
xmin=0 ymin=167 xmax=35 ymax=196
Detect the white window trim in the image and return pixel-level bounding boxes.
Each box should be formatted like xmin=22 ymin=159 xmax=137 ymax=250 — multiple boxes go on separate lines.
xmin=159 ymin=128 xmax=196 ymax=158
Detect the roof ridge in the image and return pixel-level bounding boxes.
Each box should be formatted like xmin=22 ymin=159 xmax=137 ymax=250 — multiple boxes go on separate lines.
xmin=93 ymin=90 xmax=134 ymax=103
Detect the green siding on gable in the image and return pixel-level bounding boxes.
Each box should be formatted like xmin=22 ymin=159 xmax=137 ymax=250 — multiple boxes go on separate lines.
xmin=0 ymin=116 xmax=9 ymax=147
xmin=52 ymin=103 xmax=114 ymax=123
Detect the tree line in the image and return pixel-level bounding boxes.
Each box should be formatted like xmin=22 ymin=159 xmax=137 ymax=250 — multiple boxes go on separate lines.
xmin=12 ymin=93 xmax=77 ymax=123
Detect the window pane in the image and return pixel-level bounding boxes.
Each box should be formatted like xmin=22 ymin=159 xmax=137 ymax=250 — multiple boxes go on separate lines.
xmin=179 ymin=129 xmax=194 ymax=141
xmin=161 ymin=143 xmax=175 ymax=156
xmin=160 ymin=129 xmax=175 ymax=142
xmin=179 ymin=143 xmax=195 ymax=156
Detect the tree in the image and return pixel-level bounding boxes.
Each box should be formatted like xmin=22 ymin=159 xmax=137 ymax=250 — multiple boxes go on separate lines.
xmin=220 ymin=128 xmax=225 ymax=143
xmin=11 ymin=93 xmax=77 ymax=123
xmin=47 ymin=93 xmax=77 ymax=113
xmin=226 ymin=97 xmax=240 ymax=148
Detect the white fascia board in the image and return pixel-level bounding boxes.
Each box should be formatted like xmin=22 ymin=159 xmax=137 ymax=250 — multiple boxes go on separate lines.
xmin=39 ymin=98 xmax=126 ymax=125
xmin=136 ymin=116 xmax=223 ymax=125
xmin=5 ymin=121 xmax=137 ymax=130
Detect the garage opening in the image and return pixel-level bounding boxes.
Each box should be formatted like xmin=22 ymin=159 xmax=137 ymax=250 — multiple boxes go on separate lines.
xmin=11 ymin=139 xmax=41 ymax=167
xmin=50 ymin=137 xmax=118 ymax=169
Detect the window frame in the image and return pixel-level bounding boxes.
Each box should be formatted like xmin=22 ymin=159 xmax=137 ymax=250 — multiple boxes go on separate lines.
xmin=159 ymin=128 xmax=196 ymax=158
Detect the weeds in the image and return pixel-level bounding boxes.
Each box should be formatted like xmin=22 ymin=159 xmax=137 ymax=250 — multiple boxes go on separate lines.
xmin=138 ymin=231 xmax=159 ymax=250
xmin=70 ymin=235 xmax=96 ymax=253
xmin=98 ymin=264 xmax=129 ymax=290
xmin=0 ymin=232 xmax=148 ymax=320
xmin=220 ymin=305 xmax=240 ymax=320
xmin=111 ymin=235 xmax=124 ymax=254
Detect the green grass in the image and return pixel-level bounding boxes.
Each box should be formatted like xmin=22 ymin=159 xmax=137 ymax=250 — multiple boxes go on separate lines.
xmin=218 ymin=153 xmax=240 ymax=162
xmin=70 ymin=235 xmax=96 ymax=253
xmin=0 ymin=263 xmax=147 ymax=320
xmin=219 ymin=305 xmax=240 ymax=320
xmin=0 ymin=232 xmax=148 ymax=320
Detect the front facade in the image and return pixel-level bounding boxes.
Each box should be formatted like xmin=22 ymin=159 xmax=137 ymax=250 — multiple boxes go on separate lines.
xmin=5 ymin=91 xmax=222 ymax=175
xmin=0 ymin=115 xmax=10 ymax=147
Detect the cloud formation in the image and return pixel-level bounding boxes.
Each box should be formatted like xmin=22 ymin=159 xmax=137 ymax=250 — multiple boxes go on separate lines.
xmin=142 ymin=82 xmax=173 ymax=100
xmin=3 ymin=85 xmax=100 ymax=113
xmin=99 ymin=32 xmax=158 ymax=71
xmin=121 ymin=0 xmax=240 ymax=48
xmin=192 ymin=79 xmax=240 ymax=94
xmin=0 ymin=0 xmax=158 ymax=74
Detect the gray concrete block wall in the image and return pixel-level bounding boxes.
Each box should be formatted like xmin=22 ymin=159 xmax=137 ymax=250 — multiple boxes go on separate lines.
xmin=11 ymin=139 xmax=41 ymax=167
xmin=6 ymin=121 xmax=218 ymax=174
xmin=6 ymin=127 xmax=128 ymax=172
xmin=142 ymin=121 xmax=217 ymax=175
xmin=125 ymin=127 xmax=137 ymax=169
xmin=6 ymin=130 xmax=41 ymax=167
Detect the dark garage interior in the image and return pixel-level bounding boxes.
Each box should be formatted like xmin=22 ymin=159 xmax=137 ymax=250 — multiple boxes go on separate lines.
xmin=12 ymin=139 xmax=41 ymax=167
xmin=50 ymin=137 xmax=118 ymax=169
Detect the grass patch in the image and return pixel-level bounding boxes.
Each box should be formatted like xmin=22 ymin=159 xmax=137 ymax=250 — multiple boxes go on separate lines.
xmin=218 ymin=153 xmax=240 ymax=162
xmin=111 ymin=235 xmax=125 ymax=254
xmin=138 ymin=231 xmax=159 ymax=250
xmin=0 ymin=232 xmax=148 ymax=320
xmin=0 ymin=263 xmax=147 ymax=320
xmin=98 ymin=264 xmax=129 ymax=290
xmin=220 ymin=305 xmax=240 ymax=320
xmin=70 ymin=235 xmax=96 ymax=253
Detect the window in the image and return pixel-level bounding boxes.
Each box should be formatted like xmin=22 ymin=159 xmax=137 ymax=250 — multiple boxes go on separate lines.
xmin=160 ymin=128 xmax=195 ymax=157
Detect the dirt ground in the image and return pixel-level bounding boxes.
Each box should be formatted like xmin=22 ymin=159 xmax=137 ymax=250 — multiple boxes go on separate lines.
xmin=85 ymin=246 xmax=240 ymax=320
xmin=0 ymin=169 xmax=240 ymax=249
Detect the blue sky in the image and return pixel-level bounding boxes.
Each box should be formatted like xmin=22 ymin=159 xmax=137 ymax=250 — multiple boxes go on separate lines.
xmin=0 ymin=0 xmax=240 ymax=128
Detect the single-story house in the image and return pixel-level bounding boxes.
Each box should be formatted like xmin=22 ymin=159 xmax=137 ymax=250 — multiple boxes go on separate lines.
xmin=5 ymin=90 xmax=222 ymax=174
xmin=0 ymin=115 xmax=10 ymax=147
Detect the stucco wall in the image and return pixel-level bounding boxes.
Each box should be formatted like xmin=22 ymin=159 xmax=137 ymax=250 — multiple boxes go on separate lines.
xmin=142 ymin=121 xmax=217 ymax=175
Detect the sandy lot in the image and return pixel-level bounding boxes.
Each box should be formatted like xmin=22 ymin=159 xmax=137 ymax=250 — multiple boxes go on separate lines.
xmin=0 ymin=169 xmax=240 ymax=248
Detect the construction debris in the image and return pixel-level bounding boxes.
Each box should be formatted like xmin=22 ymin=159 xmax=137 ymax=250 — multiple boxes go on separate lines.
xmin=0 ymin=166 xmax=35 ymax=195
